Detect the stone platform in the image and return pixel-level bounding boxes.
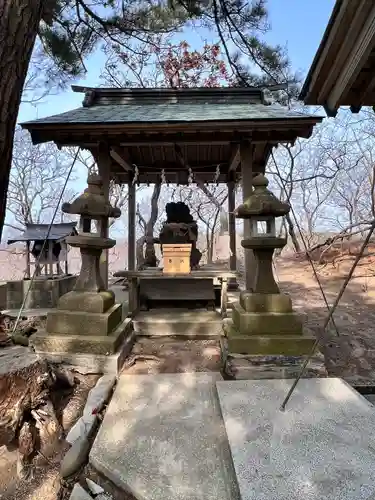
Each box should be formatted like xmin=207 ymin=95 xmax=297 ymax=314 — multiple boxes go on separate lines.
xmin=31 ymin=318 xmax=135 ymax=374
xmin=216 ymin=378 xmax=375 ymax=500
xmin=133 ymin=309 xmax=223 ymax=338
xmin=224 ymin=351 xmax=327 ymax=379
xmin=90 ymin=372 xmax=240 ymax=500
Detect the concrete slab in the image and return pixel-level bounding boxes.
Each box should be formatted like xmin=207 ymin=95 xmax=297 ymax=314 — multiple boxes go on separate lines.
xmin=363 ymin=393 xmax=375 ymax=405
xmin=90 ymin=372 xmax=240 ymax=500
xmin=69 ymin=483 xmax=92 ymax=500
xmin=216 ymin=378 xmax=375 ymax=500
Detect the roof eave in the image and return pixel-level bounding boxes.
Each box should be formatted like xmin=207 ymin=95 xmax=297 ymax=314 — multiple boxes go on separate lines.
xmin=21 ymin=116 xmax=323 ymax=146
xmin=300 ymin=0 xmax=345 ymax=101
xmin=301 ymin=0 xmax=375 ymax=113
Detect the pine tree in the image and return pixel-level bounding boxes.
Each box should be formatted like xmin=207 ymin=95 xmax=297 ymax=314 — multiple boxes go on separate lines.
xmin=0 ymin=0 xmax=297 ymax=241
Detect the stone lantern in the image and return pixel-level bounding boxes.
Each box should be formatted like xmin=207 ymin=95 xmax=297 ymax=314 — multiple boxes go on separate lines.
xmin=61 ymin=174 xmax=121 ymax=293
xmin=223 ymin=173 xmax=316 ymax=360
xmin=31 ymin=175 xmax=132 ymax=370
xmin=235 ymin=174 xmax=289 ymax=295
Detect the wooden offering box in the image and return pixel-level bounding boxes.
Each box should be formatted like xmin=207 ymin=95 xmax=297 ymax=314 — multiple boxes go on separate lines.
xmin=162 ymin=244 xmax=192 ymax=274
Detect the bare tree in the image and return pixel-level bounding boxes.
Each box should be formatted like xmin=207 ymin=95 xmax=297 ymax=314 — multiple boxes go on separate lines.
xmin=6 ymin=128 xmax=77 ymax=235
xmin=171 ymin=184 xmax=227 ymax=264
xmin=268 ymin=112 xmax=363 ymax=252
xmin=74 ymin=150 xmax=131 ymax=229
xmin=135 ymin=183 xmax=162 ymax=268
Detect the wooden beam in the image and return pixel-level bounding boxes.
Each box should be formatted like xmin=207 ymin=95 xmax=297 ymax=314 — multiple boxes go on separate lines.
xmin=174 ymin=144 xmax=187 ymax=168
xmin=112 ymin=161 xmax=230 ymax=171
xmin=326 ymin=3 xmax=375 ymax=113
xmin=315 ymin=0 xmax=369 ymax=103
xmin=240 ymin=140 xmax=256 ymax=291
xmin=110 ymin=147 xmax=133 ymax=171
xmin=114 ymin=172 xmax=235 ymax=184
xmin=28 ymin=123 xmax=321 ymax=147
xmin=128 ymin=178 xmax=136 ymax=271
xmin=228 ymin=181 xmax=236 ymax=272
xmin=25 ymin=241 xmax=31 ymax=279
xmin=347 ymin=55 xmax=375 ymax=109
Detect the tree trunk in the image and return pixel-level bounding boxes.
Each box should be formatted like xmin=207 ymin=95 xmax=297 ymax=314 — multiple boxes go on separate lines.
xmin=285 ymin=213 xmax=301 ymax=253
xmin=136 ymin=182 xmax=162 ymax=269
xmin=136 ymin=235 xmax=147 ymax=269
xmin=197 ymin=181 xmax=228 ymax=234
xmin=0 ymin=0 xmax=44 ymax=242
xmin=144 ymin=183 xmax=161 ymax=264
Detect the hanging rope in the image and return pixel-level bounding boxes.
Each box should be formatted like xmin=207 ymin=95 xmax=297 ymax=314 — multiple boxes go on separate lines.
xmin=161 ymin=168 xmax=166 ymax=184
xmin=272 ymin=161 xmax=340 ymax=337
xmin=188 ymin=166 xmax=193 ymax=184
xmin=280 ymin=220 xmax=375 ymax=411
xmin=132 ymin=164 xmax=139 ymax=185
xmin=214 ymin=164 xmax=220 ymax=184
xmin=11 ymin=148 xmax=80 ymax=337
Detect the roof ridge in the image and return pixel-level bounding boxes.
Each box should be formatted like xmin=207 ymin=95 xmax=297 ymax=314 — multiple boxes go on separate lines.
xmin=73 ymin=86 xmax=267 ymax=108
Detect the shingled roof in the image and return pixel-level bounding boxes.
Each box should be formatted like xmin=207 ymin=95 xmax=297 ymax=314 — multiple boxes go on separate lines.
xmin=21 ymin=86 xmax=323 ymax=184
xmin=8 ymin=222 xmax=77 ymax=245
xmin=22 ymin=87 xmax=315 ymax=126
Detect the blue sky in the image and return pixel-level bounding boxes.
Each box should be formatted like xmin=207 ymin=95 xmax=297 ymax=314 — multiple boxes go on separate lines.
xmin=9 ymin=0 xmax=336 ymax=240
xmin=18 ymin=0 xmax=335 ymax=123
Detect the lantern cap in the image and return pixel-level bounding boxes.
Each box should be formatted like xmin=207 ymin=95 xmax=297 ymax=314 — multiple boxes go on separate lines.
xmin=235 ymin=174 xmax=290 ymax=219
xmin=62 ymin=174 xmax=121 ymax=219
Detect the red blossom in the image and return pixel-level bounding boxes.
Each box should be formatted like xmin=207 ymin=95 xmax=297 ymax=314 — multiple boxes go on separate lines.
xmin=159 ymin=42 xmax=231 ymax=88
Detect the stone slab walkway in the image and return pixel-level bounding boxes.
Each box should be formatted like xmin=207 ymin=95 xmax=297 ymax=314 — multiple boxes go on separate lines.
xmin=90 ymin=372 xmax=240 ymax=500
xmin=216 ymin=378 xmax=375 ymax=500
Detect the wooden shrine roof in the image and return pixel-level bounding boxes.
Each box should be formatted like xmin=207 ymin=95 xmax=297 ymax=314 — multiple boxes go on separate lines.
xmin=300 ymin=0 xmax=375 ymax=116
xmin=7 ymin=222 xmax=77 ymax=245
xmin=21 ymin=87 xmax=323 ymax=184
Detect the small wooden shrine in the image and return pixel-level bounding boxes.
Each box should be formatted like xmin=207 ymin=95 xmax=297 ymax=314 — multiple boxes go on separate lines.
xmin=21 ymin=86 xmax=322 ymax=293
xmin=7 ymin=222 xmax=77 ymax=278
xmin=20 ymin=86 xmax=323 ymax=371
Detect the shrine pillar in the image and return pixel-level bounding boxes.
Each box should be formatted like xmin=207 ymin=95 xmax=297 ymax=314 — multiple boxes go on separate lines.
xmin=128 ymin=177 xmax=136 ymax=271
xmin=240 ymin=141 xmax=256 ymax=290
xmin=228 ymin=180 xmax=237 ymax=273
xmin=128 ymin=176 xmax=137 ymax=312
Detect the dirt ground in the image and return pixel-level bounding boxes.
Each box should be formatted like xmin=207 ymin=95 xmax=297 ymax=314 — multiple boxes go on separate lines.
xmin=3 ymin=248 xmax=375 ymax=499
xmin=0 ymin=372 xmax=99 ymax=500
xmin=121 ymin=337 xmax=222 ymax=375
xmin=275 ymin=251 xmax=375 ymax=386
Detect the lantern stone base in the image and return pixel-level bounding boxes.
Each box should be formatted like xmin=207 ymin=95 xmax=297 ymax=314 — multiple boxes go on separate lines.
xmin=31 ymin=317 xmax=131 ymax=355
xmin=46 ymin=304 xmax=122 ymax=337
xmin=226 ymin=329 xmax=316 ymax=355
xmin=31 ymin=318 xmax=134 ymax=374
xmin=57 ymin=290 xmax=116 ymax=313
xmin=226 ymin=291 xmax=316 ymax=356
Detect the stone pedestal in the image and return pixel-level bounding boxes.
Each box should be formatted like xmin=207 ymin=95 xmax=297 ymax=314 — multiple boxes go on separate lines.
xmin=32 ymin=266 xmax=132 ymax=366
xmin=224 ymin=291 xmax=315 ymax=356
xmin=223 ymin=174 xmax=325 ymax=379
xmin=31 ymin=175 xmax=132 ymax=373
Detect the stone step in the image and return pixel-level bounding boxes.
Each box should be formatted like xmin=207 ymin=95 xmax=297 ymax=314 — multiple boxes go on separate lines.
xmin=133 ymin=309 xmax=223 ymax=338
xmin=217 ymin=378 xmax=375 ymax=500
xmin=90 ymin=373 xmax=240 ymax=500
